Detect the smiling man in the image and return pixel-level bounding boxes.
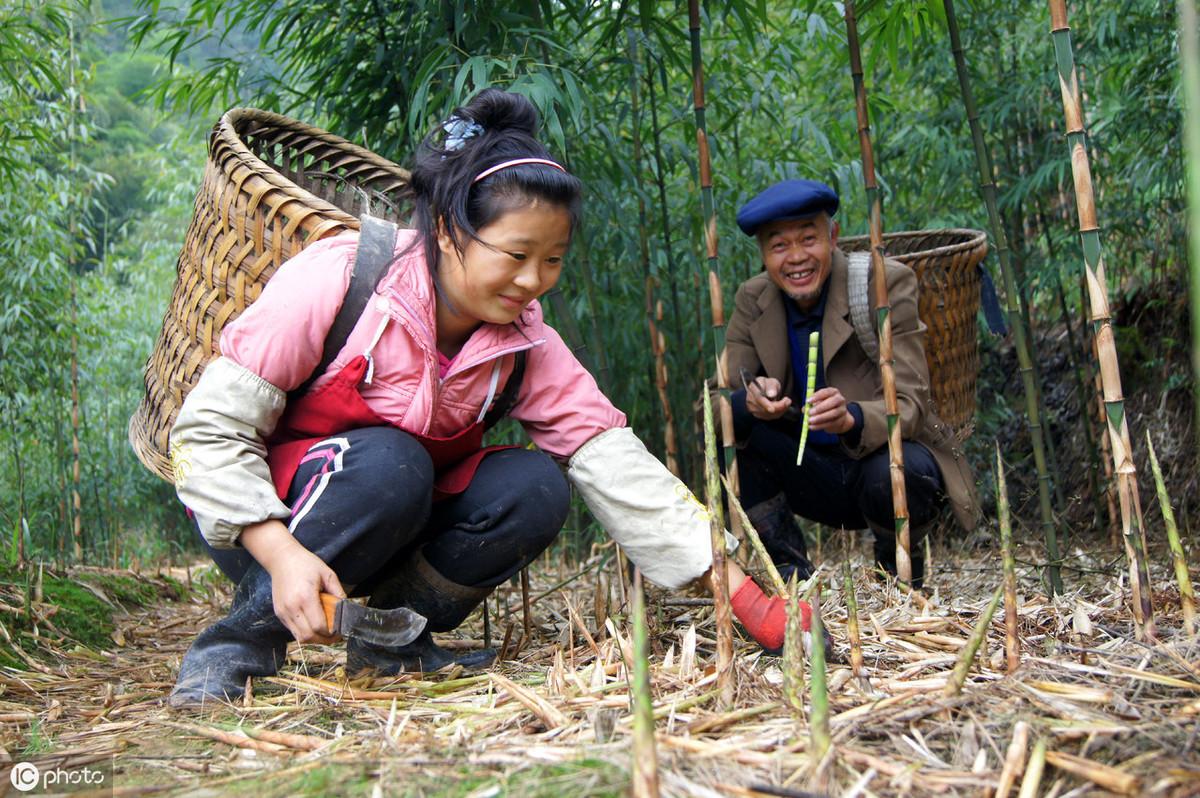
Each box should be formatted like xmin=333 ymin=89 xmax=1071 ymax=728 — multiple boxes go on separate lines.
xmin=724 ymin=179 xmax=979 ymax=588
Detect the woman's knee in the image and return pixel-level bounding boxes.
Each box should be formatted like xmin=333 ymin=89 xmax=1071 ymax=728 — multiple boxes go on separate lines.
xmin=499 ymin=449 xmax=570 ymax=541
xmin=464 ymin=449 xmax=569 ymax=557
xmin=344 ymin=426 xmax=435 ymax=517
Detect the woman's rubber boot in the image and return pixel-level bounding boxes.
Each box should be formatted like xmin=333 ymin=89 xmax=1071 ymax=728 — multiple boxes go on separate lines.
xmin=347 ymin=550 xmax=496 ymax=675
xmin=746 ymin=493 xmax=815 ymax=584
xmin=168 ymin=564 xmax=290 ymax=708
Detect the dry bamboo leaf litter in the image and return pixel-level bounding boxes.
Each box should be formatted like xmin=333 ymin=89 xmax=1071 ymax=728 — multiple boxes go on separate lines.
xmin=0 ymin=548 xmax=1196 ymax=797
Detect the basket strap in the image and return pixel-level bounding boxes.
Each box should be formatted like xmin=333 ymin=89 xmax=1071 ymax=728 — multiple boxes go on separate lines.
xmin=289 ymin=214 xmax=399 ymax=401
xmin=482 ymin=350 xmax=527 ymax=430
xmin=846 ymin=250 xmax=879 ymax=362
xmin=978 ymin=262 xmax=1009 ymax=336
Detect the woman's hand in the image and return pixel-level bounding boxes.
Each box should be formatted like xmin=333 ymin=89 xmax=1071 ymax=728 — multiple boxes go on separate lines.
xmin=240 ymin=519 xmax=346 ymax=644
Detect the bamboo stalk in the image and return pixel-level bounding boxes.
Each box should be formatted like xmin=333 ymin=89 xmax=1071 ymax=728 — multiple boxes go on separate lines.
xmin=995 ymin=721 xmax=1030 ymax=798
xmin=1036 ymin=199 xmax=1107 ymax=531
xmin=945 ymin=0 xmax=1062 ymax=593
xmin=615 ymin=545 xmax=630 ymax=613
xmin=995 ymin=445 xmax=1021 ymax=674
xmin=722 ymin=473 xmax=788 ymax=597
xmin=162 ymin=721 xmax=288 ymax=756
xmin=1181 ymin=0 xmax=1200 ymax=445
xmin=1085 ymin=295 xmax=1121 ymax=544
xmin=943 ymin=586 xmax=1003 ymax=697
xmin=545 ymin=288 xmax=600 ymax=378
xmin=242 ymin=726 xmax=327 ymax=752
xmin=574 ymin=242 xmax=612 ymax=394
xmin=594 ymin=572 xmax=610 ymax=640
xmin=1016 ymin=738 xmax=1047 ymax=798
xmin=628 ymin=29 xmax=679 ymax=477
xmin=6 ymin=406 xmax=28 ymax=566
xmin=1044 ymin=750 xmax=1140 ymax=795
xmin=702 ymin=386 xmax=735 ymax=705
xmin=1011 ymin=247 xmax=1071 ymax=519
xmin=520 ymin=568 xmax=533 ymax=642
xmin=843 ymin=0 xmax=911 ymax=585
xmin=67 ymin=19 xmax=82 ymax=562
xmin=797 ymin=331 xmax=819 ymax=466
xmin=808 ymin=579 xmax=831 ymax=763
xmin=630 ymin=569 xmax=661 ymax=798
xmin=1052 ymin=266 xmax=1105 ymax=528
xmin=687 ymin=0 xmax=740 ymax=528
xmin=489 ymin=672 xmax=568 ymax=729
xmin=1047 ymin=0 xmax=1154 ymax=637
xmin=1146 ymin=432 xmax=1196 ymax=635
xmin=647 ymin=52 xmax=688 ymax=409
xmin=482 ymin=592 xmax=492 ymax=649
xmin=842 ymin=562 xmax=870 ymax=694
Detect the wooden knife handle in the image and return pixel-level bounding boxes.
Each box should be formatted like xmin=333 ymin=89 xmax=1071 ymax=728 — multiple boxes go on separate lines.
xmin=319 ymin=592 xmax=340 ymax=635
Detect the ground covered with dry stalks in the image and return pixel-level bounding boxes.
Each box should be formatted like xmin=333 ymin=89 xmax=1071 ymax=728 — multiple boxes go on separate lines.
xmin=0 ymin=533 xmax=1198 ymax=797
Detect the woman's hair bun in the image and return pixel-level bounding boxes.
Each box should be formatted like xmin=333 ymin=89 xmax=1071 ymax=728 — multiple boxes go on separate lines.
xmin=459 ymin=88 xmax=540 ymax=137
xmin=406 ymin=87 xmax=581 ymax=280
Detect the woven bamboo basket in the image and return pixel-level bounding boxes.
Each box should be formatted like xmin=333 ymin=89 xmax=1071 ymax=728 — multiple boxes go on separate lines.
xmin=129 ymin=108 xmax=411 ymax=483
xmin=839 ymin=229 xmax=988 ymax=441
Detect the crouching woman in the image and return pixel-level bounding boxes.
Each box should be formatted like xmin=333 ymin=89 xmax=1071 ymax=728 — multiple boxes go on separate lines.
xmin=167 ymin=89 xmax=808 ymax=707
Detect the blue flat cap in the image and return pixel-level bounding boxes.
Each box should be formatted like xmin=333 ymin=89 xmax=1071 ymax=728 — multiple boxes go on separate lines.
xmin=736 ymin=179 xmax=839 ymax=235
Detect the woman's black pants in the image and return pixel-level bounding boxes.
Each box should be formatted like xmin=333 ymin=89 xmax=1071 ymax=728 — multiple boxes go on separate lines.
xmin=200 ymin=426 xmax=571 ymax=595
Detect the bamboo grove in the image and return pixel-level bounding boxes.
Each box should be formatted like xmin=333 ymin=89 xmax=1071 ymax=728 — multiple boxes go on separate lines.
xmin=2 ymin=0 xmax=1197 ymax=604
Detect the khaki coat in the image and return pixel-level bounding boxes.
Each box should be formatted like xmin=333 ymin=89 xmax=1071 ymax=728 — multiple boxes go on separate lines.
xmin=723 ymin=248 xmax=981 ymax=531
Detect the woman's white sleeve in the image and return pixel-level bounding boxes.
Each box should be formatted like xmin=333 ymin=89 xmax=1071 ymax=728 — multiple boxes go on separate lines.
xmin=169 ymin=357 xmax=291 ymax=549
xmin=567 ymin=427 xmax=720 ymax=589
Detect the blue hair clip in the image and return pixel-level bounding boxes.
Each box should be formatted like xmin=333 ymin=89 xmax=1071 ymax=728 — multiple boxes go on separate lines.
xmin=443 ymin=116 xmax=484 ymax=151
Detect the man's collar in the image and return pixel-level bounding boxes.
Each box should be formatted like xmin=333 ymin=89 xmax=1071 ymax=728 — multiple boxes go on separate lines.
xmin=824 ymin=248 xmax=850 ymax=320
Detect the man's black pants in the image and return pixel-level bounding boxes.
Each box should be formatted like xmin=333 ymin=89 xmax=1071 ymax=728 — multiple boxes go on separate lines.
xmin=732 ymin=390 xmax=944 ymax=578
xmin=200 ymin=426 xmax=571 ymax=595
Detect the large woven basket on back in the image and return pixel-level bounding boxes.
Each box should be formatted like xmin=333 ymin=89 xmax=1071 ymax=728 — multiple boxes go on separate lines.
xmin=129 ymin=108 xmax=411 ymax=483
xmin=839 ymin=229 xmax=988 ymax=441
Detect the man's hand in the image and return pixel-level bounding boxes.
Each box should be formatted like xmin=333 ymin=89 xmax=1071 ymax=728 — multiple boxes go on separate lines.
xmin=806 ymin=387 xmax=856 ymax=434
xmin=745 ymin=376 xmax=793 ymax=421
xmin=240 ymin=519 xmax=345 ymax=644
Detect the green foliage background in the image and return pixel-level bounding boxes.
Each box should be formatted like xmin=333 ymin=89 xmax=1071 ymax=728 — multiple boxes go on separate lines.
xmin=0 ymin=0 xmax=1191 ymax=567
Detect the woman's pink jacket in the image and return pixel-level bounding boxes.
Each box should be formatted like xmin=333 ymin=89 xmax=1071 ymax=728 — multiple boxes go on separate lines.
xmin=221 ymin=229 xmax=626 ymax=454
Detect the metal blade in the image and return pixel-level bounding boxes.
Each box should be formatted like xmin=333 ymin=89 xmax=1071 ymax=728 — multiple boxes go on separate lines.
xmin=334 ymin=601 xmax=427 ymax=647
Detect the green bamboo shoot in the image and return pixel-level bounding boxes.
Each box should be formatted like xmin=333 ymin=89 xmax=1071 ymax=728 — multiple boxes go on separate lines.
xmin=996 ymin=444 xmax=1021 ymax=673
xmin=797 ymin=331 xmax=819 ymax=466
xmin=843 ymin=562 xmax=870 ymax=693
xmin=1146 ymin=432 xmax=1196 ymax=636
xmin=944 ymin=586 xmax=1002 ymax=697
xmin=702 ymin=386 xmax=734 ymax=705
xmin=808 ymin=580 xmax=830 ymax=762
xmin=631 ymin=569 xmax=660 ymax=797
xmin=783 ymin=575 xmax=806 ymax=723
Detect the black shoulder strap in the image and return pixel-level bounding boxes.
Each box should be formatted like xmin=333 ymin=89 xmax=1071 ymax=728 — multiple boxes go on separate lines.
xmin=483 ymin=350 xmax=527 ymax=430
xmin=289 ymin=215 xmax=398 ymax=401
